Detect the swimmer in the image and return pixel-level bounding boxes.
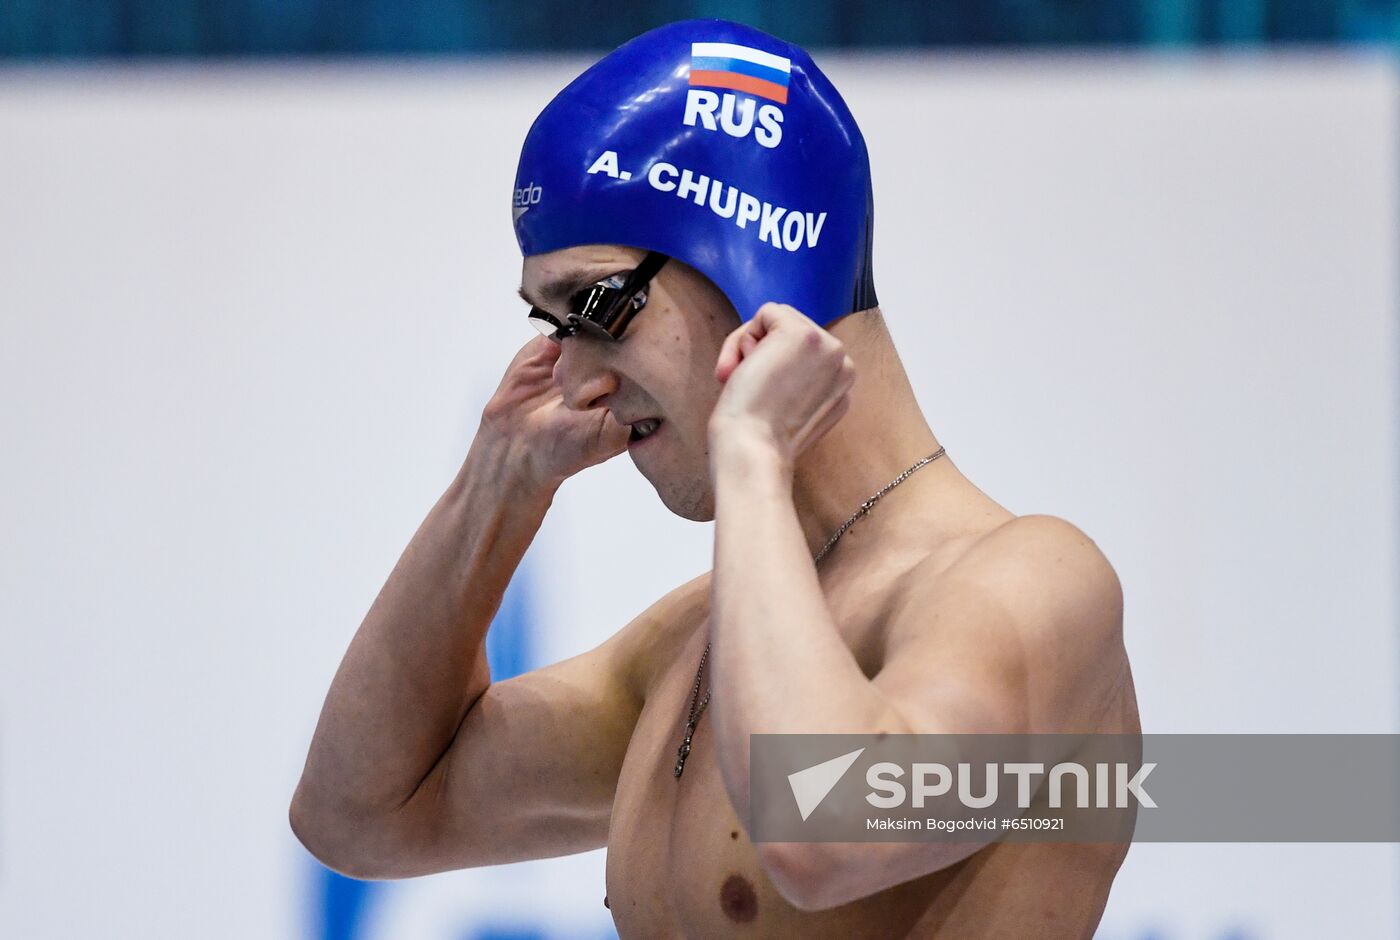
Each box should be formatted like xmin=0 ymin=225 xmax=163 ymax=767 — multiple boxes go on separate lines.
xmin=291 ymin=19 xmax=1139 ymax=938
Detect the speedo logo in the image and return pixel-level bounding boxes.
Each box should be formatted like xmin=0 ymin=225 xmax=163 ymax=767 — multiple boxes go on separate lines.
xmin=646 ymin=161 xmax=825 ymax=252
xmin=512 ymin=181 xmax=542 ymax=221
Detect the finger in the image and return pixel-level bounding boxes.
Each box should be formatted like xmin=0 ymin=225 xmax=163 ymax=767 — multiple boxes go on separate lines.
xmin=751 ymin=301 xmax=786 ymax=325
xmin=755 ymin=305 xmax=835 ymax=370
xmin=716 ymin=303 xmax=822 ymax=381
xmin=512 ymin=339 xmax=562 ymax=386
xmin=714 ymin=327 xmax=743 ymax=382
xmin=753 ymin=302 xmax=813 ymax=335
xmin=748 ymin=303 xmax=785 ymax=336
xmin=493 ymin=338 xmax=560 ymax=403
xmin=719 ymin=304 xmax=808 ymax=381
xmin=531 ymin=335 xmax=562 ymax=361
xmin=715 ymin=319 xmax=759 ymax=382
xmin=596 ymin=409 xmax=631 ymax=456
xmin=515 ymin=334 xmax=559 ymax=367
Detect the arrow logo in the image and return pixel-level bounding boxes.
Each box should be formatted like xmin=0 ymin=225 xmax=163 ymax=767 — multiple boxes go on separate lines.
xmin=786 ymin=747 xmax=865 ymax=821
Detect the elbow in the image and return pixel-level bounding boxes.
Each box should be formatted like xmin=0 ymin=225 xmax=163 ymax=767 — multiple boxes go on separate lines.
xmin=288 ymin=790 xmax=355 ymax=876
xmin=756 ymin=841 xmax=971 ymax=913
xmin=288 ymin=788 xmax=394 ymax=882
xmin=755 ymin=842 xmax=847 ymax=913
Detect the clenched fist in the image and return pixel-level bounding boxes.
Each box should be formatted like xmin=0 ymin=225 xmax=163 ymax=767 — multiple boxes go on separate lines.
xmin=709 ymin=303 xmax=855 ymax=468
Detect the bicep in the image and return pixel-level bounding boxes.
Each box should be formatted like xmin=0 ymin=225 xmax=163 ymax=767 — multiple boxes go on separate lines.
xmin=398 ymin=640 xmax=641 ymax=873
xmin=375 ymin=576 xmax=706 ymax=877
xmin=874 ymin=516 xmax=1124 ymax=738
xmin=872 ymin=579 xmax=1032 ymax=736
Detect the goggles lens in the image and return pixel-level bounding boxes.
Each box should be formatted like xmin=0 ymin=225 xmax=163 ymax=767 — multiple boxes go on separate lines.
xmin=526 ymin=252 xmax=669 ymax=342
xmin=527 ymin=308 xmax=567 ymax=337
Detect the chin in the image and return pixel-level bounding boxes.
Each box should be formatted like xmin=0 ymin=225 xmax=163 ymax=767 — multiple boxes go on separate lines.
xmin=664 ymin=492 xmax=715 ymax=523
xmin=648 ymin=472 xmax=715 ymax=522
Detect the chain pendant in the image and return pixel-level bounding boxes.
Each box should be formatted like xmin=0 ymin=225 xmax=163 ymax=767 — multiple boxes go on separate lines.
xmin=675 ymin=667 xmax=711 ymax=778
xmin=674 ymin=726 xmax=694 ymax=777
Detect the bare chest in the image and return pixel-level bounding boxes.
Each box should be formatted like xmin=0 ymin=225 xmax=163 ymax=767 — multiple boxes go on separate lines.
xmin=605 ymin=647 xmax=764 ymax=937
xmin=604 ymin=648 xmax=1136 ymax=939
xmin=600 ymin=564 xmax=1139 ymax=938
xmin=603 ymin=602 xmax=934 ymax=938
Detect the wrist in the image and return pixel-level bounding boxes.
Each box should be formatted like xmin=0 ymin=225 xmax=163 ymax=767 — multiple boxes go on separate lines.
xmin=458 ymin=427 xmax=561 ymax=505
xmin=709 ymin=417 xmax=793 ymax=487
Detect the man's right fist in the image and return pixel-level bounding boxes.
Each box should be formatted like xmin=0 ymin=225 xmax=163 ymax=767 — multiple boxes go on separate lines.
xmin=479 ymin=337 xmax=630 ymax=488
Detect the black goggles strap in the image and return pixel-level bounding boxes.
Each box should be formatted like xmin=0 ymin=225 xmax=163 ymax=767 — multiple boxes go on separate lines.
xmin=625 ymin=250 xmax=669 ymax=289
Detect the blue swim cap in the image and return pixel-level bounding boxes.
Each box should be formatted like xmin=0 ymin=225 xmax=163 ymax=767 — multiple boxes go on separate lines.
xmin=513 ymin=19 xmax=877 ymax=327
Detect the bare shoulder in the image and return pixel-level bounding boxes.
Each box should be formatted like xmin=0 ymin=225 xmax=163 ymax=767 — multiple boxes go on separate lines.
xmin=880 ymin=514 xmax=1126 ymax=731
xmin=608 ymin=570 xmax=713 ymax=706
xmin=960 ymin=513 xmax=1121 ymax=637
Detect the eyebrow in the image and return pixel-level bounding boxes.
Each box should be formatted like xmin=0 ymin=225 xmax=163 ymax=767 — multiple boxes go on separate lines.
xmin=517 ymin=270 xmax=593 ymax=311
xmin=517 ymin=266 xmax=625 ymax=311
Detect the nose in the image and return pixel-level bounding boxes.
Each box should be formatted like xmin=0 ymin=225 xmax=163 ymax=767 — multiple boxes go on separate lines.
xmin=553 ymin=335 xmax=619 ymax=411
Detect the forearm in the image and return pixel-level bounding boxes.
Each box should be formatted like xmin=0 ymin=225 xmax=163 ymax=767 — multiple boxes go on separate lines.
xmin=708 ymin=436 xmax=907 ymax=811
xmin=294 ymin=429 xmax=555 ymax=821
xmin=709 ymin=438 xmax=984 ymax=908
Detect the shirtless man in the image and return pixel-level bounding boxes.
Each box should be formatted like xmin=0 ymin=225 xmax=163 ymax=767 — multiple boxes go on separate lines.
xmin=290 ymin=20 xmax=1139 ymax=938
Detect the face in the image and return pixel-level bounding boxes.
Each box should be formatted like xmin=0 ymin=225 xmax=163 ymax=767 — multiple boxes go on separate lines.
xmin=520 ymin=244 xmax=741 ymax=521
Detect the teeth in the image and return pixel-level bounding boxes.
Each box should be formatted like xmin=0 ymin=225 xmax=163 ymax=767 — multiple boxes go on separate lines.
xmin=633 ymin=418 xmax=660 ymax=439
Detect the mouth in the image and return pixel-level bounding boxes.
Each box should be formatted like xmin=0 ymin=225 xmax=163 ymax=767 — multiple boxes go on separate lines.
xmin=627 ymin=417 xmax=663 ymax=446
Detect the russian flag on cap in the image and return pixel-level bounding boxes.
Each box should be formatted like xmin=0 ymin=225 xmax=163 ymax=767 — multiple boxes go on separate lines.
xmin=689 ymin=41 xmax=791 ymax=105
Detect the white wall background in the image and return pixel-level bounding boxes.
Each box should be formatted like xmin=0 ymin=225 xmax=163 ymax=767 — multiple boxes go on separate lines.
xmin=0 ymin=52 xmax=1395 ymax=939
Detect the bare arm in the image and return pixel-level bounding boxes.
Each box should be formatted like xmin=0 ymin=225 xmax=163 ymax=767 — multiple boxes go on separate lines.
xmin=705 ymin=305 xmax=1126 ymax=910
xmin=290 ymin=337 xmax=654 ymax=879
xmin=713 ymin=462 xmax=1122 ymax=908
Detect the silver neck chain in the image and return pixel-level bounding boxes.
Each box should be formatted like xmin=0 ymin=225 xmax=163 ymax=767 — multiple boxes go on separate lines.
xmin=673 ymin=446 xmax=947 ymax=778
